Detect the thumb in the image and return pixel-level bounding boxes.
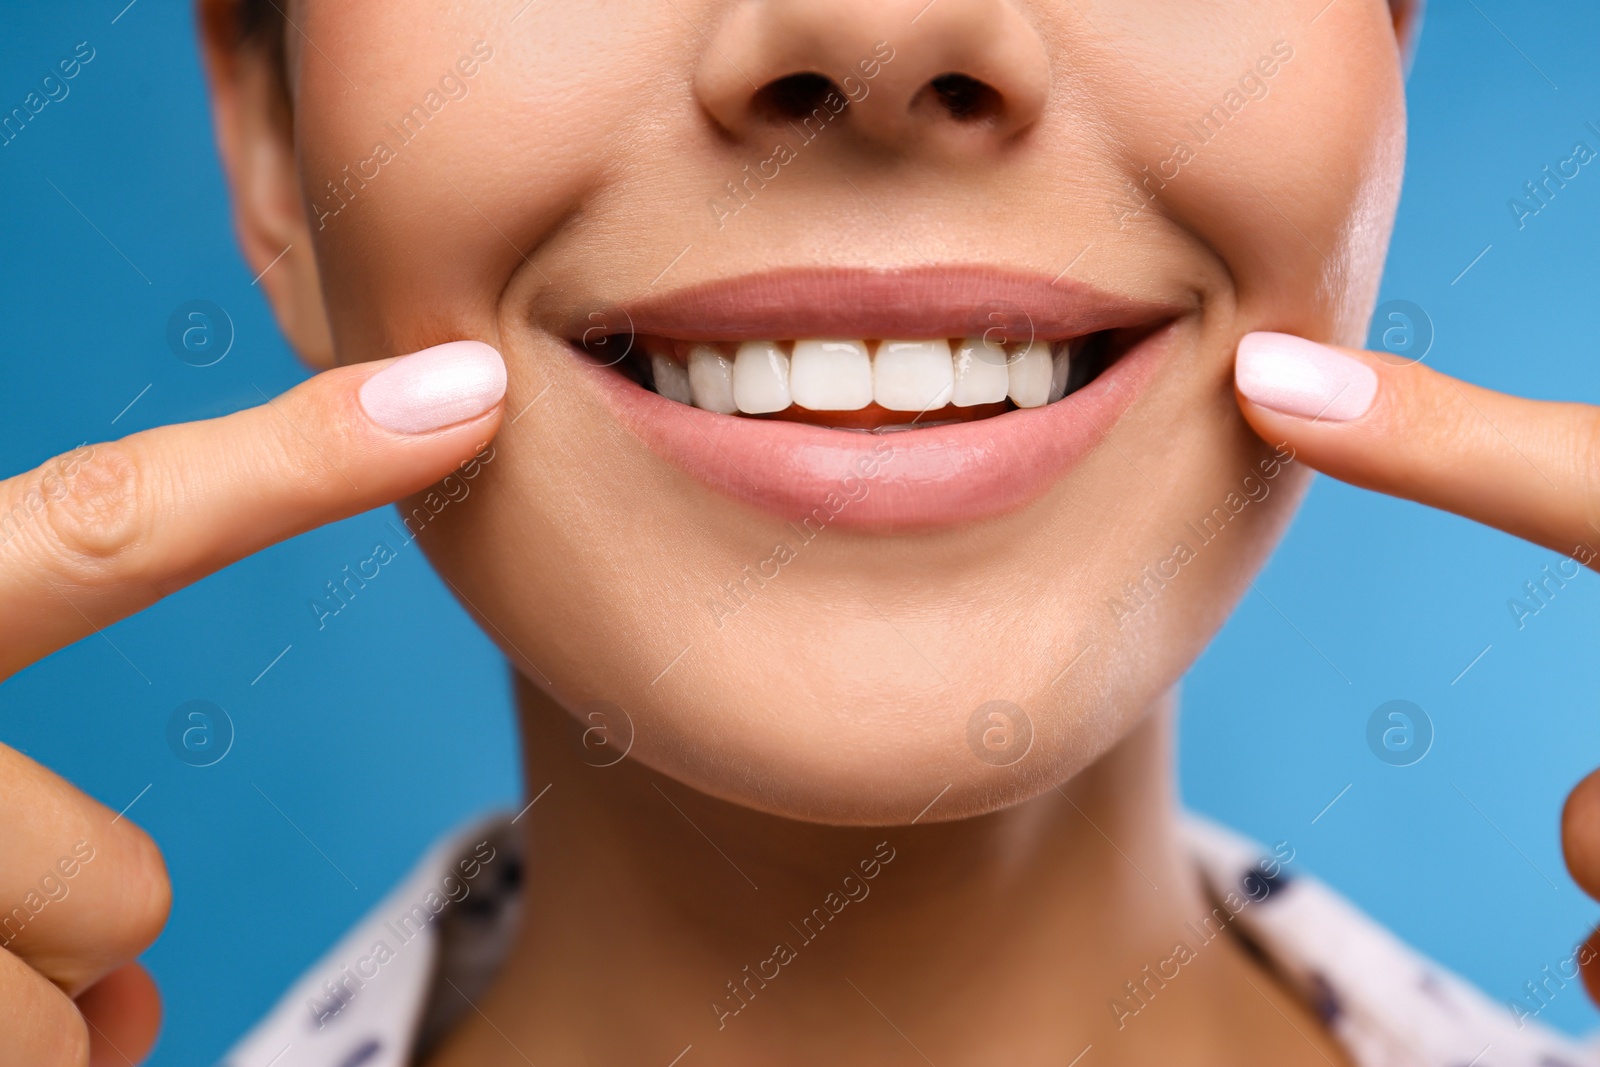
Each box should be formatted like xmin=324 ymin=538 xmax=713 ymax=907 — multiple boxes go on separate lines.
xmin=1233 ymin=331 xmax=1600 ymax=567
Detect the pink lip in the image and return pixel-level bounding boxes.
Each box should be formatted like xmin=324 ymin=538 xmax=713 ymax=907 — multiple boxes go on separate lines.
xmin=570 ymin=267 xmax=1184 ymax=531
xmin=572 ymin=265 xmax=1179 ymax=342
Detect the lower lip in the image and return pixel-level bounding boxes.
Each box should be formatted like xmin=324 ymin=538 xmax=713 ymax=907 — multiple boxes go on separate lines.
xmin=580 ymin=324 xmax=1175 ymax=532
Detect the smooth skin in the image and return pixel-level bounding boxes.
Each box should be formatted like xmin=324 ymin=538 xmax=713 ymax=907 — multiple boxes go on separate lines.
xmin=1 ymin=2 xmax=1597 ymax=1066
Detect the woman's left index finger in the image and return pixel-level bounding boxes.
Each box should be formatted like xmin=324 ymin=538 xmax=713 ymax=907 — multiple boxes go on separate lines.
xmin=1232 ymin=331 xmax=1600 ymax=567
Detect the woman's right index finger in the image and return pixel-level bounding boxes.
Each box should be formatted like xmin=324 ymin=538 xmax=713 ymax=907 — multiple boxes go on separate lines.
xmin=0 ymin=341 xmax=505 ymax=681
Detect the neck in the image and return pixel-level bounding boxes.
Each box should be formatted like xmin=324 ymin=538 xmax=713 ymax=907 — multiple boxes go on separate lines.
xmin=426 ymin=677 xmax=1347 ymax=1067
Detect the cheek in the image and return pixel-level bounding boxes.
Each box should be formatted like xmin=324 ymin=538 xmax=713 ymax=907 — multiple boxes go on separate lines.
xmin=295 ymin=1 xmax=664 ymax=361
xmin=1149 ymin=6 xmax=1406 ymax=343
xmin=1044 ymin=0 xmax=1405 ymax=345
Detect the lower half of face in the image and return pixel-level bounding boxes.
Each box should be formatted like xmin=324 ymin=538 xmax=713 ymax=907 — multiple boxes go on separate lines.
xmin=287 ymin=0 xmax=1405 ymax=823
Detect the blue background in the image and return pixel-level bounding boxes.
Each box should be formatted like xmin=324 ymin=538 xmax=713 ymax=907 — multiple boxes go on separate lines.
xmin=1 ymin=2 xmax=1597 ymax=1061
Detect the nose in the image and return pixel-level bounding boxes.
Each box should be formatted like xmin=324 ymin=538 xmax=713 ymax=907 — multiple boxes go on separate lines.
xmin=695 ymin=0 xmax=1050 ymax=149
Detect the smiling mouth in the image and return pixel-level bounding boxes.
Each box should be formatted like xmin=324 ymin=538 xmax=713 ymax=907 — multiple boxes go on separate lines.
xmin=559 ymin=266 xmax=1185 ymax=530
xmin=579 ymin=331 xmax=1124 ymax=432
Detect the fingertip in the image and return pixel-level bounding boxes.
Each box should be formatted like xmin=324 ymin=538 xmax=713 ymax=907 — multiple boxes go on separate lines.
xmin=80 ymin=963 xmax=162 ymax=1067
xmin=121 ymin=822 xmax=174 ymax=960
xmin=1582 ymin=926 xmax=1600 ymax=1008
xmin=357 ymin=340 xmax=508 ymax=435
xmin=1562 ymin=767 xmax=1600 ymax=896
xmin=1233 ymin=331 xmax=1378 ymax=424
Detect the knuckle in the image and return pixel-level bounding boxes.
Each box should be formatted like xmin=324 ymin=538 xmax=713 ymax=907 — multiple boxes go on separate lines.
xmin=28 ymin=444 xmax=152 ymax=586
xmin=274 ymin=380 xmax=364 ymax=493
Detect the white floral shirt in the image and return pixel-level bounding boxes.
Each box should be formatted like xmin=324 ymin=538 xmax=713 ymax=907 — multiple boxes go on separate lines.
xmin=221 ymin=814 xmax=1599 ymax=1067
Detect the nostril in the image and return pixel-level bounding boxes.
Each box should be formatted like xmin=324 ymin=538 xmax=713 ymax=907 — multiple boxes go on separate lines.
xmin=752 ymin=72 xmax=846 ymax=122
xmin=926 ymin=73 xmax=1004 ymax=123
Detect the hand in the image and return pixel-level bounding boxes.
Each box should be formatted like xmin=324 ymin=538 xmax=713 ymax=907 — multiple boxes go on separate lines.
xmin=0 ymin=340 xmax=505 ymax=1065
xmin=1232 ymin=330 xmax=1599 ymax=996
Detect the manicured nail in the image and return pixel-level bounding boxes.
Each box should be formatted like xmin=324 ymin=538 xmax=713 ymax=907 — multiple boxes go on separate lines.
xmin=1235 ymin=332 xmax=1377 ymax=422
xmin=359 ymin=340 xmax=507 ymax=433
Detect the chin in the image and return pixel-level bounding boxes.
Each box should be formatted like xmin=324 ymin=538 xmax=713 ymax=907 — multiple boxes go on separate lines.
xmin=583 ymin=683 xmax=1150 ymax=827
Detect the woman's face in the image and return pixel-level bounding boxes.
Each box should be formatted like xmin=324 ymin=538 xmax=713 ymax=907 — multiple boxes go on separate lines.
xmin=234 ymin=0 xmax=1408 ymax=823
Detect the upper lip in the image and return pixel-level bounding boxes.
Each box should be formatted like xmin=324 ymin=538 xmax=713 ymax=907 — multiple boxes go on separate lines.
xmin=565 ymin=265 xmax=1187 ymax=343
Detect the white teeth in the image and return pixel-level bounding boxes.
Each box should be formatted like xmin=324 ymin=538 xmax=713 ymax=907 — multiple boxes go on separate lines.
xmin=951 ymin=336 xmax=1010 ymax=407
xmin=1006 ymin=340 xmax=1054 ymax=408
xmin=733 ymin=340 xmax=792 ymax=414
xmin=658 ymin=335 xmax=1087 ymax=417
xmin=874 ymin=339 xmax=954 ymax=412
xmin=651 ymin=352 xmax=693 ymax=406
xmin=687 ymin=344 xmax=737 ymax=414
xmin=1048 ymin=343 xmax=1071 ymax=404
xmin=791 ymin=339 xmax=873 ymax=411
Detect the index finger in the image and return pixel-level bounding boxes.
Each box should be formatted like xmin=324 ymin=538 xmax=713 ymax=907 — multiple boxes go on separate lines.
xmin=0 ymin=340 xmax=506 ymax=680
xmin=1233 ymin=331 xmax=1600 ymax=566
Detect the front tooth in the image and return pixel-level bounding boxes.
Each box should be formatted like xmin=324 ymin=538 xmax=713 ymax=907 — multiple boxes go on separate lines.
xmin=688 ymin=344 xmax=737 ymax=414
xmin=1007 ymin=340 xmax=1053 ymax=408
xmin=874 ymin=339 xmax=954 ymax=412
xmin=1048 ymin=342 xmax=1071 ymax=403
xmin=651 ymin=353 xmax=693 ymax=405
xmin=790 ymin=339 xmax=872 ymax=411
xmin=733 ymin=340 xmax=792 ymax=414
xmin=951 ymin=336 xmax=1010 ymax=406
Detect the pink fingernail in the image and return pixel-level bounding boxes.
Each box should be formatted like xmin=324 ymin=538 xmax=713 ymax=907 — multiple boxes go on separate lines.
xmin=359 ymin=341 xmax=507 ymax=433
xmin=1235 ymin=332 xmax=1378 ymax=422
